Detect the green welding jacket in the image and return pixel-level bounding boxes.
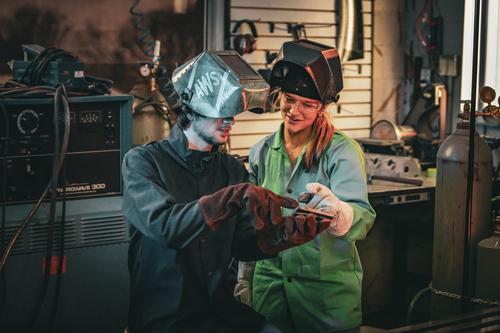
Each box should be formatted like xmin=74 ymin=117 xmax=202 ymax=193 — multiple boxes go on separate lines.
xmin=249 ymin=125 xmax=376 ymax=333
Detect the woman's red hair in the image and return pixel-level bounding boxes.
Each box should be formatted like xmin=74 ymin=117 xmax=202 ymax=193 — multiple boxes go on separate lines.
xmin=304 ymin=108 xmax=335 ymax=170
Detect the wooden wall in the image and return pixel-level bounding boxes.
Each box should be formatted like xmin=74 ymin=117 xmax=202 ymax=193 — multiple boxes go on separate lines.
xmin=228 ymin=0 xmax=373 ymax=156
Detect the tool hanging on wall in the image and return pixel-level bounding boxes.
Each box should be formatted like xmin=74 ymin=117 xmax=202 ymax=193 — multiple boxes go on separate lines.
xmin=415 ymin=0 xmax=441 ymax=54
xmin=232 ymin=19 xmax=258 ymax=55
xmin=336 ymin=0 xmax=364 ymax=62
xmin=288 ymin=23 xmax=307 ymax=40
xmin=415 ymin=0 xmax=444 ymax=85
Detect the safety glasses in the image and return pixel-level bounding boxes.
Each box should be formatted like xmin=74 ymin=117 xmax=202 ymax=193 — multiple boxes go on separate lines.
xmin=280 ymin=93 xmax=322 ymax=113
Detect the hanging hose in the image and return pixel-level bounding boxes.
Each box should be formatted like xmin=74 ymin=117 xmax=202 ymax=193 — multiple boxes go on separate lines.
xmin=415 ymin=0 xmax=437 ymax=52
xmin=406 ymin=286 xmax=431 ymax=324
xmin=129 ymin=0 xmax=156 ymax=57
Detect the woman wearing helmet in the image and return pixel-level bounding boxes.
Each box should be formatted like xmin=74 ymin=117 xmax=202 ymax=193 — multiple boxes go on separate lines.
xmin=237 ymin=40 xmax=376 ymax=332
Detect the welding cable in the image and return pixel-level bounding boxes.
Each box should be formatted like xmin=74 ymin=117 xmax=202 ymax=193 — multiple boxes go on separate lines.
xmin=47 ymin=166 xmax=67 ymax=333
xmin=84 ymin=74 xmax=114 ymax=87
xmin=406 ymin=286 xmax=431 ymax=324
xmin=135 ymin=97 xmax=173 ymax=127
xmin=129 ymin=0 xmax=155 ymax=57
xmin=30 ymin=50 xmax=74 ymax=86
xmin=0 ymin=81 xmax=26 ymax=93
xmin=0 ymin=85 xmax=88 ymax=99
xmin=0 ymin=86 xmax=71 ymax=274
xmin=48 ymin=89 xmax=70 ymax=332
xmin=21 ymin=48 xmax=61 ymax=85
xmin=20 ymin=47 xmax=54 ymax=84
xmin=26 ymin=85 xmax=68 ymax=330
xmin=0 ymin=99 xmax=9 ymax=319
xmin=26 ymin=49 xmax=76 ymax=86
xmin=0 ymin=86 xmax=57 ymax=98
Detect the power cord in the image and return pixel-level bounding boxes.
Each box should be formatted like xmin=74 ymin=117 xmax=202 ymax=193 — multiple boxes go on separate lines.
xmin=134 ymin=95 xmax=173 ymax=128
xmin=47 ymin=92 xmax=70 ymax=333
xmin=20 ymin=48 xmax=76 ymax=86
xmin=0 ymin=98 xmax=9 ymax=320
xmin=48 ymin=170 xmax=67 ymax=333
xmin=10 ymin=46 xmax=113 ymax=96
xmin=25 ymin=85 xmax=67 ymax=330
xmin=0 ymin=85 xmax=71 ymax=275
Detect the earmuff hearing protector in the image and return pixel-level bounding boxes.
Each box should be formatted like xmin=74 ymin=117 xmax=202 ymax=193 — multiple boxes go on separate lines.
xmin=232 ymin=19 xmax=258 ymax=55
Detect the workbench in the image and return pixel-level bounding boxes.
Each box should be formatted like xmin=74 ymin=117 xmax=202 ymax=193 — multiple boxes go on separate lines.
xmin=368 ymin=176 xmax=436 ymax=207
xmin=360 ymin=176 xmax=437 ymax=326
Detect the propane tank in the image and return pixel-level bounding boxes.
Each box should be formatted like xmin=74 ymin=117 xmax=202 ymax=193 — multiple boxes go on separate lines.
xmin=475 ymin=216 xmax=500 ymax=302
xmin=432 ymin=121 xmax=492 ymax=314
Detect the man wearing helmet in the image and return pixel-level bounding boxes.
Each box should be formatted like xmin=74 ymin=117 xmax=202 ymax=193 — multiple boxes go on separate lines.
xmin=122 ymin=51 xmax=331 ymax=333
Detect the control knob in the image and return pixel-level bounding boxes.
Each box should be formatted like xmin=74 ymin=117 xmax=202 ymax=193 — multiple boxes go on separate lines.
xmin=17 ymin=109 xmax=40 ymax=135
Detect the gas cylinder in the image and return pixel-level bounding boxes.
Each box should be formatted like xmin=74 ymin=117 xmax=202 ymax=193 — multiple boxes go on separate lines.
xmin=129 ymin=81 xmax=174 ymax=146
xmin=432 ymin=121 xmax=492 ymax=313
xmin=475 ymin=218 xmax=500 ymax=302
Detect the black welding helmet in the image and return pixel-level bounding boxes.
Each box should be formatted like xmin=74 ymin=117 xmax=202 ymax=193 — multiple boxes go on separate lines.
xmin=269 ymin=39 xmax=343 ymax=104
xmin=168 ymin=50 xmax=270 ymax=118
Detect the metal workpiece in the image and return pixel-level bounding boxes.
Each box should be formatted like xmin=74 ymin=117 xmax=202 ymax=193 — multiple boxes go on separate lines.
xmin=432 ymin=122 xmax=492 ymax=309
xmin=365 ymin=153 xmax=421 ymax=178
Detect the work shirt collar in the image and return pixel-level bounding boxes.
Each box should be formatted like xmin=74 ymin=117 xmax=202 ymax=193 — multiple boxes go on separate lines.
xmin=264 ymin=124 xmax=287 ymax=155
xmin=262 ymin=124 xmax=310 ymax=192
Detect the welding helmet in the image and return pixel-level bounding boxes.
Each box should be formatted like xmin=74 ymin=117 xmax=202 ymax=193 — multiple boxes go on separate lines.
xmin=167 ymin=50 xmax=270 ymax=118
xmin=269 ymin=39 xmax=343 ymax=104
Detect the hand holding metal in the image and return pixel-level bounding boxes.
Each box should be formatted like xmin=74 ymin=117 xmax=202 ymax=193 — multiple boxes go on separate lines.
xmin=295 ymin=191 xmax=337 ymax=220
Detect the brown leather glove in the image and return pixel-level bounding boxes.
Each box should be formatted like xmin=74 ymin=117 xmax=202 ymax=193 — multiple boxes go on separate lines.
xmin=257 ymin=213 xmax=331 ymax=255
xmin=199 ymin=183 xmax=298 ymax=230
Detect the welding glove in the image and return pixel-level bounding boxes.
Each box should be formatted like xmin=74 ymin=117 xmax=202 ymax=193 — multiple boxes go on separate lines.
xmin=305 ymin=182 xmax=354 ymax=237
xmin=199 ymin=183 xmax=298 ymax=231
xmin=256 ymin=213 xmax=331 ymax=255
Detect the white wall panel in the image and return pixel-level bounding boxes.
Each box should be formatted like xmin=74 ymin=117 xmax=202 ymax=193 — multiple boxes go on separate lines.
xmin=231 ymin=0 xmax=335 ymax=11
xmin=231 ymin=23 xmax=372 ymax=39
xmin=231 ymin=0 xmax=372 ymax=12
xmin=231 ymin=9 xmax=336 ymax=23
xmin=229 ymin=0 xmax=373 ymax=156
xmin=243 ymin=37 xmax=372 ymax=52
xmin=240 ymin=49 xmax=372 ymax=65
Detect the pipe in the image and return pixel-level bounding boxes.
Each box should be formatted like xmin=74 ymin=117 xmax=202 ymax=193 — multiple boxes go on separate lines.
xmin=463 ymin=0 xmax=482 ymax=304
xmin=438 ymin=85 xmax=447 ymax=140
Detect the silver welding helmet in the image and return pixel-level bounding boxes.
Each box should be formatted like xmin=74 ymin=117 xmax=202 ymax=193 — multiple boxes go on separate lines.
xmin=269 ymin=39 xmax=343 ymax=104
xmin=170 ymin=50 xmax=270 ymax=118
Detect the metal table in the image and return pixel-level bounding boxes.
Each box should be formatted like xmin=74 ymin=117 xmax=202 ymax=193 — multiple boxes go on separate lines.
xmin=368 ymin=176 xmax=436 ymax=207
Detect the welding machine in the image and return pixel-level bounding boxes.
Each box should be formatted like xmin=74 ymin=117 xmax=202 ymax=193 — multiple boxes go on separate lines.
xmin=0 ymin=94 xmax=132 ymax=332
xmin=0 ymin=95 xmax=132 ymax=204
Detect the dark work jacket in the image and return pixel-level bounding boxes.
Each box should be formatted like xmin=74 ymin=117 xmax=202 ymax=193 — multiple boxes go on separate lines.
xmin=122 ymin=124 xmax=268 ymax=333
